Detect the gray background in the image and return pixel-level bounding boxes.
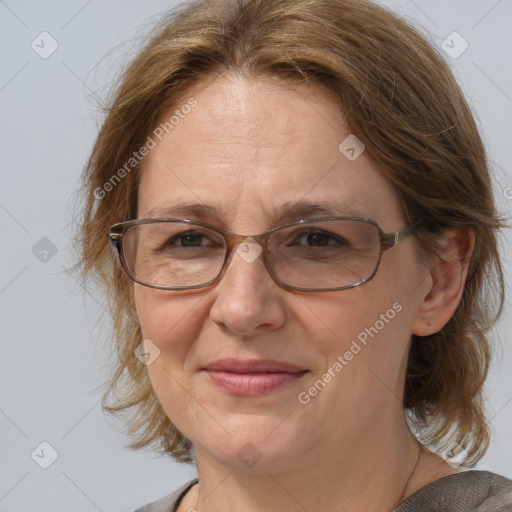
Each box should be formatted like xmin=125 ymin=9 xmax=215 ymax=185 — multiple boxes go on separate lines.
xmin=1 ymin=1 xmax=511 ymax=511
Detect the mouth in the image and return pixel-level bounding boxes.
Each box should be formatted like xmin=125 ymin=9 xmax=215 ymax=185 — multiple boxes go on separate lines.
xmin=201 ymin=358 xmax=309 ymax=397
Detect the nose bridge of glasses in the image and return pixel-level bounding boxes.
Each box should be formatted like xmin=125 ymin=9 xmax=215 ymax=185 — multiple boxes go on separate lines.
xmin=223 ymin=231 xmax=267 ymax=252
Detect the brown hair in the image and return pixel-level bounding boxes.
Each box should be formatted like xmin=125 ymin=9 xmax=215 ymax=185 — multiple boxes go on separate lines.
xmin=71 ymin=0 xmax=506 ymax=464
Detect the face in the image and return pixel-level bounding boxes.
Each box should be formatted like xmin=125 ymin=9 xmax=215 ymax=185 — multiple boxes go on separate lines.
xmin=134 ymin=74 xmax=430 ymax=473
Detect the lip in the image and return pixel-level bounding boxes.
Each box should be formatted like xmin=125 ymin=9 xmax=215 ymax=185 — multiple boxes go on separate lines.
xmin=203 ymin=358 xmax=306 ymax=373
xmin=202 ymin=358 xmax=308 ymax=396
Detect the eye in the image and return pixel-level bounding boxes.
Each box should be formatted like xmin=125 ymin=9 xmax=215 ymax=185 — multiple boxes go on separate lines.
xmin=294 ymin=230 xmax=349 ymax=248
xmin=167 ymin=231 xmax=212 ymax=247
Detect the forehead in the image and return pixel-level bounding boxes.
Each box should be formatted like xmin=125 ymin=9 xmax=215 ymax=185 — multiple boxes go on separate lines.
xmin=137 ymin=74 xmax=405 ymax=231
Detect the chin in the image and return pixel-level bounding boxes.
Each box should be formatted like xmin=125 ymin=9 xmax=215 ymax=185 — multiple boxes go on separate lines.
xmin=191 ymin=417 xmax=310 ymax=473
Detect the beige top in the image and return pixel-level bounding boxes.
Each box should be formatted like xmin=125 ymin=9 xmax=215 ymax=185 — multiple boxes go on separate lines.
xmin=134 ymin=470 xmax=512 ymax=512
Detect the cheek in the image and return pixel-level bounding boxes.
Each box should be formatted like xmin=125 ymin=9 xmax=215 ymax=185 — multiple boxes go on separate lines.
xmin=335 ymin=261 xmax=419 ymax=387
xmin=303 ymin=284 xmax=411 ymax=387
xmin=304 ymin=286 xmax=402 ymax=345
xmin=134 ymin=286 xmax=206 ymax=365
xmin=133 ymin=287 xmax=209 ymax=433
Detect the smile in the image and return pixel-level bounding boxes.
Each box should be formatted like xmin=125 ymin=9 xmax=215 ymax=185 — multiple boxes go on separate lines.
xmin=202 ymin=359 xmax=309 ymax=396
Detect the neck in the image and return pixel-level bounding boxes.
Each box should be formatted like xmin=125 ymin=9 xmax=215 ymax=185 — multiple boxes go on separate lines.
xmin=188 ymin=420 xmax=424 ymax=512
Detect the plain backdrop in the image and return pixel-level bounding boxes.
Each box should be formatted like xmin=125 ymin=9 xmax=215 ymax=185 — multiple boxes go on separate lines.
xmin=1 ymin=1 xmax=511 ymax=511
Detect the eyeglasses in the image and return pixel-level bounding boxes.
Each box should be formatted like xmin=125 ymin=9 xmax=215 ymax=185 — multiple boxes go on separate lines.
xmin=108 ymin=216 xmax=423 ymax=292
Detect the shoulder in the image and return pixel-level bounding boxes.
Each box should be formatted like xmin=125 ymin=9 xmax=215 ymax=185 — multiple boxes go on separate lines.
xmin=133 ymin=478 xmax=199 ymax=512
xmin=396 ymin=470 xmax=512 ymax=512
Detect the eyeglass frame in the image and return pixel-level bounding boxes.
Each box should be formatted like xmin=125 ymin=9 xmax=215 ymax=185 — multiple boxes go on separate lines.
xmin=109 ymin=216 xmax=424 ymax=292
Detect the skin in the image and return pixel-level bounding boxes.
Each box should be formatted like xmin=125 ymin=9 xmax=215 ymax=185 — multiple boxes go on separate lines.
xmin=133 ymin=73 xmax=474 ymax=512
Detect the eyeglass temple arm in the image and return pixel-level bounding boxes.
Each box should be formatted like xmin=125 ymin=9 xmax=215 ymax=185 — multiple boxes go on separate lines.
xmin=381 ymin=219 xmax=423 ymax=251
xmin=109 ymin=227 xmax=123 ymax=253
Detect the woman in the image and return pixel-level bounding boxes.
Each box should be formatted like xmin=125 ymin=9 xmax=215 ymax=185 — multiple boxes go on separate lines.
xmin=73 ymin=0 xmax=512 ymax=510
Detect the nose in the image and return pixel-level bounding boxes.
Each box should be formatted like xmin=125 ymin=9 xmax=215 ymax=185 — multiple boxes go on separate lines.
xmin=209 ymin=240 xmax=287 ymax=336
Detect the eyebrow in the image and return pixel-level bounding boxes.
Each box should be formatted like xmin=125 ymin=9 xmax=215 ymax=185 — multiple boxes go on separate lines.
xmin=145 ymin=202 xmax=219 ymax=219
xmin=143 ymin=199 xmax=369 ymax=224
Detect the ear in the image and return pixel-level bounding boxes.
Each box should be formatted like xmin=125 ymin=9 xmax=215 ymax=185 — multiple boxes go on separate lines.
xmin=411 ymin=227 xmax=475 ymax=336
